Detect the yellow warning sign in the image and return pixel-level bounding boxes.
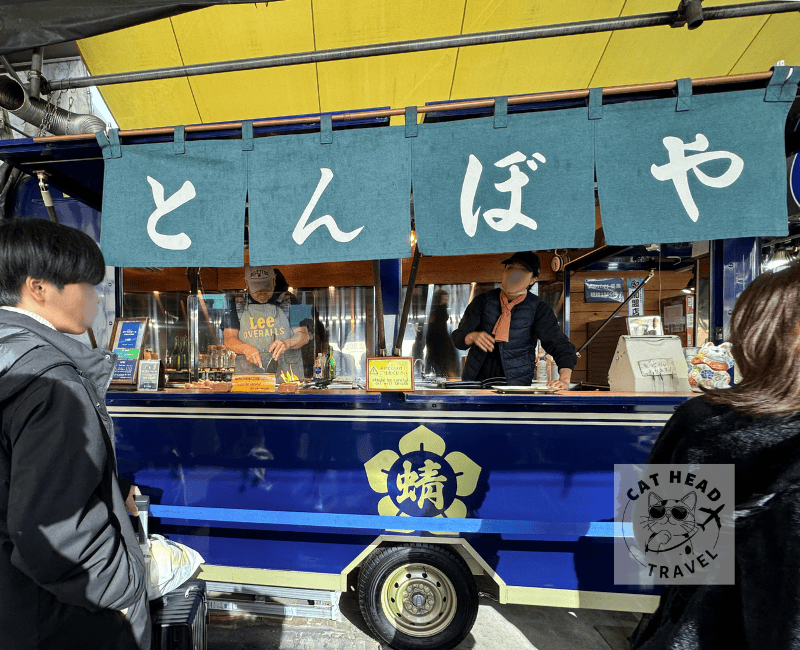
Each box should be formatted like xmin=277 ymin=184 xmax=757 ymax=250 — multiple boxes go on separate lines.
xmin=366 ymin=357 xmax=415 ymax=392
xmin=232 ymin=373 xmax=276 ymax=392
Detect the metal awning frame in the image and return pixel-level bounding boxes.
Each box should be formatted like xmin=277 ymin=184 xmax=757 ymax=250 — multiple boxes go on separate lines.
xmin=0 ymin=68 xmax=795 ymax=225
xmin=41 ymin=1 xmax=800 ymax=93
xmin=8 ymin=69 xmax=789 ymax=151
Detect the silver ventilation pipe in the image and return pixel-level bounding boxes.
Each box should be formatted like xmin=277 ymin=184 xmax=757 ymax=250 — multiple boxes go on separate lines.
xmin=28 ymin=47 xmax=44 ymax=99
xmin=0 ymin=75 xmax=105 ymax=135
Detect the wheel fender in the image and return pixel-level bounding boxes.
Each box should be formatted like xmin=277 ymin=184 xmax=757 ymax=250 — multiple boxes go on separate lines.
xmin=340 ymin=535 xmax=506 ymax=602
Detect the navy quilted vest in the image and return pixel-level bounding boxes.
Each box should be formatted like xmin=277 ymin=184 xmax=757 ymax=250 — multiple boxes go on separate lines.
xmin=462 ymin=289 xmax=540 ymax=385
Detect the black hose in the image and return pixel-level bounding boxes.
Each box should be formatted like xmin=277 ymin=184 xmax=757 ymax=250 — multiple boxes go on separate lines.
xmin=0 ymin=165 xmax=22 ymax=220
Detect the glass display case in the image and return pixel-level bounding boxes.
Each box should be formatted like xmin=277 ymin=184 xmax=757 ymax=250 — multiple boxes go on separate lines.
xmin=121 ymin=282 xmax=495 ymax=387
xmin=122 ymin=290 xmax=188 ymax=383
xmin=122 ymin=288 xmax=336 ymax=385
xmin=395 ymin=282 xmax=500 ymax=381
xmin=188 ymin=291 xmax=318 ymax=384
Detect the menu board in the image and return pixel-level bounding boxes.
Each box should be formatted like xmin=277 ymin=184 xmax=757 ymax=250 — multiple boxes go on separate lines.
xmin=366 ymin=357 xmax=414 ymax=392
xmin=109 ymin=317 xmax=148 ymax=387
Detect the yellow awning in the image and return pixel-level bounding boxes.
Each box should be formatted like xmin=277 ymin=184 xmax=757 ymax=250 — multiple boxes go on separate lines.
xmin=77 ymin=0 xmax=800 ymax=130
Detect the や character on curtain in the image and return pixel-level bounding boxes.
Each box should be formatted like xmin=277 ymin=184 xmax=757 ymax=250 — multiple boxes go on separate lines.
xmin=650 ymin=134 xmax=743 ymax=222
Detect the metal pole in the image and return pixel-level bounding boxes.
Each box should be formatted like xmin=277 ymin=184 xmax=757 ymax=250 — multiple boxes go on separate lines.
xmin=563 ymin=267 xmax=571 ymax=338
xmin=394 ymin=245 xmax=422 ymax=356
xmin=33 ymin=72 xmax=772 ymax=144
xmin=373 ymin=261 xmax=386 ymax=356
xmin=0 ymin=55 xmax=25 ymax=86
xmin=187 ymin=267 xmax=200 ymax=382
xmin=3 ymin=120 xmax=30 ymax=137
xmin=28 ymin=47 xmax=44 ymax=99
xmin=33 ymin=70 xmax=779 ymax=144
xmin=46 ymin=1 xmax=800 ymax=92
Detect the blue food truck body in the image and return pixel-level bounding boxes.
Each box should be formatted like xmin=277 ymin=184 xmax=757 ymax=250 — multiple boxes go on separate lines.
xmin=108 ymin=388 xmax=685 ymax=611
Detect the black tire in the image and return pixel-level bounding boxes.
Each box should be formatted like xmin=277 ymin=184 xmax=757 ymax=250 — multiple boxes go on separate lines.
xmin=357 ymin=543 xmax=479 ymax=650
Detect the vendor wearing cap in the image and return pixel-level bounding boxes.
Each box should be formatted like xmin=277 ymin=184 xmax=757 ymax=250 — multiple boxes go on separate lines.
xmin=223 ymin=265 xmax=309 ymax=380
xmin=452 ymin=251 xmax=577 ymax=388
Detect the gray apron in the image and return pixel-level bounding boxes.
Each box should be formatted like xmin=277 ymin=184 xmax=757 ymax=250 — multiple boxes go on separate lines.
xmin=234 ymin=302 xmax=298 ymax=382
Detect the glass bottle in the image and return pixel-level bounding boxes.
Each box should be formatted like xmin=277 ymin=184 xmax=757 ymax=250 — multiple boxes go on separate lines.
xmin=313 ymin=353 xmax=324 ymax=379
xmin=169 ymin=335 xmax=181 ymax=370
xmin=179 ymin=335 xmax=189 ymax=371
xmin=209 ymin=345 xmax=219 ymax=370
xmin=327 ymin=350 xmax=336 ymax=380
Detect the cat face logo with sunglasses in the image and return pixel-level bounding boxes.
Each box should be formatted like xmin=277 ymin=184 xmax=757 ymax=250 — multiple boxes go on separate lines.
xmin=643 ymin=491 xmax=700 ymax=556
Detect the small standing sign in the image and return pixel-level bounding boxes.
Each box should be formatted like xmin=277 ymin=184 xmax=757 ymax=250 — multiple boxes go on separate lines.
xmin=366 ymin=357 xmax=415 ymax=392
xmin=137 ymin=360 xmax=162 ymax=391
xmin=109 ymin=317 xmax=149 ymax=388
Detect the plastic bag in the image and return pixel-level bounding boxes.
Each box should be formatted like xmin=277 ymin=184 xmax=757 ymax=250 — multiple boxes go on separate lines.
xmin=143 ymin=534 xmax=205 ymax=600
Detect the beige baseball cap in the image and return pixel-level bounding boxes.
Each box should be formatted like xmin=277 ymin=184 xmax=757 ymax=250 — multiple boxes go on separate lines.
xmin=245 ymin=265 xmax=276 ymax=293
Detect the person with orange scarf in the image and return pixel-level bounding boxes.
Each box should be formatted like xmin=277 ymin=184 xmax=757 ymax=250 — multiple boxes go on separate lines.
xmin=452 ymin=251 xmax=577 ymax=388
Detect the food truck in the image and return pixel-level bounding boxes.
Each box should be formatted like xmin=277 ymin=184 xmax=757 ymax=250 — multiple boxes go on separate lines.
xmin=1 ymin=8 xmax=799 ymax=648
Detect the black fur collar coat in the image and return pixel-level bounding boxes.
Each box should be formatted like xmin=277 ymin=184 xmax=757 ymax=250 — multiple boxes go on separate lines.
xmin=631 ymin=395 xmax=800 ymax=650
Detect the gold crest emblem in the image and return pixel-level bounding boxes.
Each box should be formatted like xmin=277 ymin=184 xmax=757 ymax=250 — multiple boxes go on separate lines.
xmin=364 ymin=425 xmax=482 ymax=531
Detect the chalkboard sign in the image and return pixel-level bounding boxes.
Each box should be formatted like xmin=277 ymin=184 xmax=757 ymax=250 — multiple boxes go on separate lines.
xmin=366 ymin=357 xmax=415 ymax=392
xmin=137 ymin=360 xmax=161 ymax=391
xmin=108 ymin=317 xmax=149 ymax=387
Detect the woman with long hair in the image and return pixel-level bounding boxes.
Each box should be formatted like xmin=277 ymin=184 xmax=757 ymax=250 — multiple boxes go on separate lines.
xmin=632 ymin=263 xmax=800 ymax=649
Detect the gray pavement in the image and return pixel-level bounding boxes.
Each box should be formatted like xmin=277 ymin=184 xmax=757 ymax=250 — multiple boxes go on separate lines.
xmin=209 ymin=593 xmax=642 ymax=650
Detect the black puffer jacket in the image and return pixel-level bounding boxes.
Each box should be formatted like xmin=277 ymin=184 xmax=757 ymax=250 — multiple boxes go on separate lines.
xmin=452 ymin=288 xmax=577 ymax=385
xmin=0 ymin=309 xmax=150 ymax=650
xmin=631 ymin=396 xmax=800 ymax=650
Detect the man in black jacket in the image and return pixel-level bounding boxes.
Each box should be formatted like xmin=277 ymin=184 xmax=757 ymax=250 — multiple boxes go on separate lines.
xmin=452 ymin=251 xmax=576 ymax=387
xmin=0 ymin=219 xmax=150 ymax=650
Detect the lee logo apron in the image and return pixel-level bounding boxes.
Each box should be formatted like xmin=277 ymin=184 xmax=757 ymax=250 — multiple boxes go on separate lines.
xmin=234 ymin=302 xmax=296 ymax=381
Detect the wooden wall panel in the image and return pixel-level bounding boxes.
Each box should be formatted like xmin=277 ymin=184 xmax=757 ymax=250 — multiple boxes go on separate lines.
xmin=404 ymin=252 xmax=557 ymax=285
xmin=566 ymin=269 xmax=689 ymax=383
xmin=123 ymin=251 xmax=560 ymax=291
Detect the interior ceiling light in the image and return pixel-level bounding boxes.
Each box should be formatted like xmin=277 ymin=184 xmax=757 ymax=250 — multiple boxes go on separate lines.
xmin=682 ymin=277 xmax=696 ymax=294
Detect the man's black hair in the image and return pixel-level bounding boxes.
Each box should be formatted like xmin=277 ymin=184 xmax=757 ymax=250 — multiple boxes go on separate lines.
xmin=0 ymin=218 xmax=105 ymax=307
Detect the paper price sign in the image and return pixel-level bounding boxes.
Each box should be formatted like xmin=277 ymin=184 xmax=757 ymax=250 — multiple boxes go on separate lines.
xmin=366 ymin=357 xmax=415 ymax=392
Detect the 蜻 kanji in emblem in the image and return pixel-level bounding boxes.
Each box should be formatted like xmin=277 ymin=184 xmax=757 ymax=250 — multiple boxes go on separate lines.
xmin=364 ymin=426 xmax=482 ymax=524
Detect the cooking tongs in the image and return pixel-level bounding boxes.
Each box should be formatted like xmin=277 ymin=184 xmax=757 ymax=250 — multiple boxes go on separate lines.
xmin=437 ymin=376 xmax=508 ymax=390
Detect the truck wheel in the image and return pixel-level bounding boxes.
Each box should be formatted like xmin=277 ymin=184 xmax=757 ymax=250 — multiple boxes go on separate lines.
xmin=357 ymin=543 xmax=479 ymax=650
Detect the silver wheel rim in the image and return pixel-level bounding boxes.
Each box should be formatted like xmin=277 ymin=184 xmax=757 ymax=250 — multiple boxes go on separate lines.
xmin=380 ymin=562 xmax=457 ymax=637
